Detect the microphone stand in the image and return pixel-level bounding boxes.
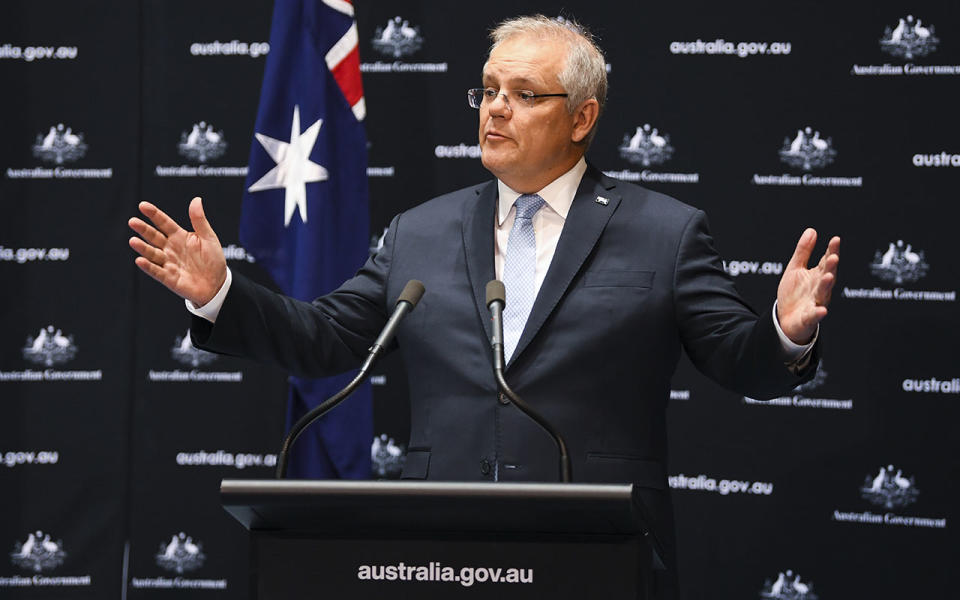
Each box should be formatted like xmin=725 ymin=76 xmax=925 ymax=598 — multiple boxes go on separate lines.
xmin=486 ymin=280 xmax=571 ymax=483
xmin=275 ymin=280 xmax=425 ymax=479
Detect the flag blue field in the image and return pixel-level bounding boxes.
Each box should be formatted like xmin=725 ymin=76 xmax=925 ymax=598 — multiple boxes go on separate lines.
xmin=240 ymin=0 xmax=371 ymax=479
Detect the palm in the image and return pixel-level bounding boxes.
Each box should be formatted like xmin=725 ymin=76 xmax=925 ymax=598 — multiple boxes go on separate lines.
xmin=128 ymin=198 xmax=227 ymax=307
xmin=160 ymin=229 xmax=222 ymax=299
xmin=776 ymin=229 xmax=840 ymax=344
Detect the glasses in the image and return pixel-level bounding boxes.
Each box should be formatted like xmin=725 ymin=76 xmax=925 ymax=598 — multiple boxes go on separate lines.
xmin=467 ymin=87 xmax=568 ymax=110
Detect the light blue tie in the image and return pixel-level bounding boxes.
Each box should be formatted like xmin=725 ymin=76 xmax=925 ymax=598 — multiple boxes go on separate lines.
xmin=502 ymin=194 xmax=545 ymax=363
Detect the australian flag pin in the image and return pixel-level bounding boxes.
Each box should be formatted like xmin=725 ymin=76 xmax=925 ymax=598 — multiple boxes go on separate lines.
xmin=595 ymin=196 xmax=609 ymax=206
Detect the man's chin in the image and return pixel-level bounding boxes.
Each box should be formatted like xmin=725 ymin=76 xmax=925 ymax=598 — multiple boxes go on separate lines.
xmin=480 ymin=151 xmax=513 ymax=179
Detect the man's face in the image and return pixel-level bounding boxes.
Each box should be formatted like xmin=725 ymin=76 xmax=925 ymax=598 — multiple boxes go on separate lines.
xmin=478 ymin=35 xmax=581 ymax=193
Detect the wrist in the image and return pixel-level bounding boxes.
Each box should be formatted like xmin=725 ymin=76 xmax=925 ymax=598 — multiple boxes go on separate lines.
xmin=195 ymin=269 xmax=227 ymax=307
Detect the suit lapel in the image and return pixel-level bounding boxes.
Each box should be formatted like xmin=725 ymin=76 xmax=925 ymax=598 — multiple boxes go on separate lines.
xmin=509 ymin=166 xmax=621 ymax=367
xmin=462 ymin=181 xmax=498 ymax=343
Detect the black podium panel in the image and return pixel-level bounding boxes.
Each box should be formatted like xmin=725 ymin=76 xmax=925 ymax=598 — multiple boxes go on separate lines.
xmin=223 ymin=480 xmax=657 ymax=599
xmin=256 ymin=535 xmax=644 ymax=598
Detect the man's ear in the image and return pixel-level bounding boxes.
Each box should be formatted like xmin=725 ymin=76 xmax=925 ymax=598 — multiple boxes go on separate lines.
xmin=571 ymin=98 xmax=600 ymax=144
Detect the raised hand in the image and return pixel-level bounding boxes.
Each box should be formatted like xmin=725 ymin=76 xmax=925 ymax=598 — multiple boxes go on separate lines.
xmin=776 ymin=228 xmax=841 ymax=344
xmin=128 ymin=197 xmax=227 ymax=307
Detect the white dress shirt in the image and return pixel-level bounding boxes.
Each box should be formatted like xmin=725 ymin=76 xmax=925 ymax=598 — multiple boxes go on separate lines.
xmin=189 ymin=156 xmax=814 ymax=363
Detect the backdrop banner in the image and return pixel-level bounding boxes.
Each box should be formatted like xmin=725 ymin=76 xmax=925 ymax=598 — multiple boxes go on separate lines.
xmin=1 ymin=1 xmax=956 ymax=598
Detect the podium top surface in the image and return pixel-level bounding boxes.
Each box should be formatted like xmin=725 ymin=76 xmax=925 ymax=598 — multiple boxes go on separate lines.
xmin=221 ymin=479 xmax=650 ymax=538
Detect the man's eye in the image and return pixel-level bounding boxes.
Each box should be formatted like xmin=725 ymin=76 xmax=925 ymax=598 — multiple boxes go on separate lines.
xmin=517 ymin=91 xmax=535 ymax=101
xmin=483 ymin=88 xmax=498 ymax=98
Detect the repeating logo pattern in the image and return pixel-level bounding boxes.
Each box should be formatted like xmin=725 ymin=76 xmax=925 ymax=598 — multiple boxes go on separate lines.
xmin=619 ymin=124 xmax=674 ymax=166
xmin=23 ymin=326 xmax=77 ymax=366
xmin=171 ymin=331 xmax=217 ymax=367
xmin=178 ymin=121 xmax=227 ymax=163
xmin=371 ymin=433 xmax=405 ymax=478
xmin=372 ymin=16 xmax=423 ymax=58
xmin=746 ymin=357 xmax=852 ymax=410
xmin=156 ymin=532 xmax=205 ymax=574
xmin=861 ymin=465 xmax=919 ymax=509
xmin=760 ymin=570 xmax=818 ymax=600
xmin=881 ymin=15 xmax=939 ymax=60
xmin=870 ymin=240 xmax=929 ymax=284
xmin=779 ymin=127 xmax=836 ymax=171
xmin=10 ymin=531 xmax=66 ymax=573
xmin=32 ymin=124 xmax=87 ymax=164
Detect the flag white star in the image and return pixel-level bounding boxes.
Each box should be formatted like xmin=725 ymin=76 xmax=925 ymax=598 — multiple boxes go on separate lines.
xmin=247 ymin=105 xmax=328 ymax=226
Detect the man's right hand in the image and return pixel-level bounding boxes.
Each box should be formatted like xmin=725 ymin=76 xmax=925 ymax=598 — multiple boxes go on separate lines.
xmin=128 ymin=197 xmax=227 ymax=307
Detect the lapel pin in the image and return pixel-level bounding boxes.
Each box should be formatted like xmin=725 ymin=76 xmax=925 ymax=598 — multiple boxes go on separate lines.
xmin=595 ymin=196 xmax=609 ymax=206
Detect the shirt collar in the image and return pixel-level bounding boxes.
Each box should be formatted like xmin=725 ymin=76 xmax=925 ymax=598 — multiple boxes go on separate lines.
xmin=496 ymin=157 xmax=587 ymax=225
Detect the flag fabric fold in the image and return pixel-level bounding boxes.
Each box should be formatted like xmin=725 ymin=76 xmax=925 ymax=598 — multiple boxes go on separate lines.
xmin=240 ymin=0 xmax=371 ymax=479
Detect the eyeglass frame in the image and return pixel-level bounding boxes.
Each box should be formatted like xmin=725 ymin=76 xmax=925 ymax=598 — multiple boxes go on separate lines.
xmin=467 ymin=87 xmax=569 ymax=110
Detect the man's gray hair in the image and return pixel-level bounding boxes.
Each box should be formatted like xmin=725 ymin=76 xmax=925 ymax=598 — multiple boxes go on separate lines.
xmin=488 ymin=15 xmax=607 ymax=146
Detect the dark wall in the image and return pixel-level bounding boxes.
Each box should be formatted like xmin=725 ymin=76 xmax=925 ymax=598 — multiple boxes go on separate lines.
xmin=1 ymin=1 xmax=957 ymax=598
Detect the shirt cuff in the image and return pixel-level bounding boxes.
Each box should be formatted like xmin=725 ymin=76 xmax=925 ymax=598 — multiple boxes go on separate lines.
xmin=772 ymin=300 xmax=817 ymax=365
xmin=185 ymin=267 xmax=232 ymax=323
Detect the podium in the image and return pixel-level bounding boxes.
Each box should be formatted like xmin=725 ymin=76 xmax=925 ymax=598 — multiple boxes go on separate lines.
xmin=222 ymin=479 xmax=661 ymax=599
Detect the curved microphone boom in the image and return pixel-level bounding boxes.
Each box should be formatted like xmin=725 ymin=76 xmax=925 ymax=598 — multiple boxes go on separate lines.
xmin=276 ymin=280 xmax=425 ymax=479
xmin=486 ymin=280 xmax=571 ymax=483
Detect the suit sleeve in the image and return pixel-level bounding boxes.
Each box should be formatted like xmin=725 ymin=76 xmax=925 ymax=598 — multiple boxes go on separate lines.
xmin=673 ymin=210 xmax=818 ymax=398
xmin=189 ymin=214 xmax=402 ymax=378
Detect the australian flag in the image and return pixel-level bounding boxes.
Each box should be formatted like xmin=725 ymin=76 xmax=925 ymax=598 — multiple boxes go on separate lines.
xmin=240 ymin=0 xmax=371 ymax=479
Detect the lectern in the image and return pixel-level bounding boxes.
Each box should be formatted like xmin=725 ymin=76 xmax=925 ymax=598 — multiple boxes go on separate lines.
xmin=222 ymin=479 xmax=661 ymax=599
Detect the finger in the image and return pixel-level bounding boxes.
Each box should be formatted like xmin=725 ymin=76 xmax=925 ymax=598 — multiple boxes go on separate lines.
xmin=787 ymin=228 xmax=817 ymax=271
xmin=805 ymin=305 xmax=828 ymax=327
xmin=815 ymin=272 xmax=835 ymax=305
xmin=134 ymin=256 xmax=174 ymax=287
xmin=821 ymin=252 xmax=840 ymax=276
xmin=826 ymin=236 xmax=841 ymax=256
xmin=139 ymin=201 xmax=183 ymax=237
xmin=128 ymin=217 xmax=167 ymax=248
xmin=817 ymin=236 xmax=841 ymax=269
xmin=188 ymin=197 xmax=217 ymax=239
xmin=129 ymin=236 xmax=167 ymax=266
xmin=817 ymin=250 xmax=839 ymax=275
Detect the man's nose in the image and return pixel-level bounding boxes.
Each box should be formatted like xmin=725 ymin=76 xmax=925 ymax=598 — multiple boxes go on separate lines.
xmin=487 ymin=92 xmax=512 ymax=117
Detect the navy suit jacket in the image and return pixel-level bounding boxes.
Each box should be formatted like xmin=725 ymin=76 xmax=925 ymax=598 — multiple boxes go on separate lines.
xmin=192 ymin=165 xmax=816 ymax=594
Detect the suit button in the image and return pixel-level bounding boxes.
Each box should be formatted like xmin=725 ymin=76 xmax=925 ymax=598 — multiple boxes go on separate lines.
xmin=498 ymin=393 xmax=510 ymax=405
xmin=480 ymin=459 xmax=491 ymax=475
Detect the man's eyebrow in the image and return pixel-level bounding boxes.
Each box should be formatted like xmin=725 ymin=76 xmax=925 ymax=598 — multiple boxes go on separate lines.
xmin=511 ymin=77 xmax=540 ymax=87
xmin=480 ymin=75 xmax=542 ymax=88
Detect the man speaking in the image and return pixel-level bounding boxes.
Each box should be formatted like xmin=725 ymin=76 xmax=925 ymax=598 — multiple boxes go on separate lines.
xmin=128 ymin=15 xmax=839 ymax=598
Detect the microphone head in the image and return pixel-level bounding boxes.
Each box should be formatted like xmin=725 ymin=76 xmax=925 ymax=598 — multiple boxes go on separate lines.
xmin=485 ymin=280 xmax=505 ymax=307
xmin=397 ymin=279 xmax=425 ymax=308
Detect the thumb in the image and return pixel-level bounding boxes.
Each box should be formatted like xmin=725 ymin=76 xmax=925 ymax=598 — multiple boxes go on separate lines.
xmin=188 ymin=197 xmax=217 ymax=239
xmin=787 ymin=228 xmax=817 ymax=271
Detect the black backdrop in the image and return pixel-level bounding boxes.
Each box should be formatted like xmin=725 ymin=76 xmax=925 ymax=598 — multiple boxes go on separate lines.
xmin=1 ymin=1 xmax=958 ymax=598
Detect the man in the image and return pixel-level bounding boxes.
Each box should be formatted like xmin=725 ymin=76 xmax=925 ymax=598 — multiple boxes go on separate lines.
xmin=128 ymin=15 xmax=839 ymax=598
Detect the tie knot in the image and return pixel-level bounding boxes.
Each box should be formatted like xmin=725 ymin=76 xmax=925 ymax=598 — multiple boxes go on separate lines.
xmin=514 ymin=194 xmax=545 ymax=221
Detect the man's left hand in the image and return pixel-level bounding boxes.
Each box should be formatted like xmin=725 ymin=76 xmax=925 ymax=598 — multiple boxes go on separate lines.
xmin=776 ymin=228 xmax=841 ymax=344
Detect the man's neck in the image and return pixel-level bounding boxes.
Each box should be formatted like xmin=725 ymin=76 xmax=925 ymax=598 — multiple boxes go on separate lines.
xmin=496 ymin=153 xmax=585 ymax=194
xmin=496 ymin=157 xmax=587 ymax=224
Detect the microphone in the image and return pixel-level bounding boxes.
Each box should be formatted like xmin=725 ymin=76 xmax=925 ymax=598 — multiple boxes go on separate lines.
xmin=486 ymin=280 xmax=507 ymax=372
xmin=485 ymin=280 xmax=571 ymax=483
xmin=361 ymin=279 xmax=425 ymax=373
xmin=276 ymin=280 xmax=425 ymax=479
